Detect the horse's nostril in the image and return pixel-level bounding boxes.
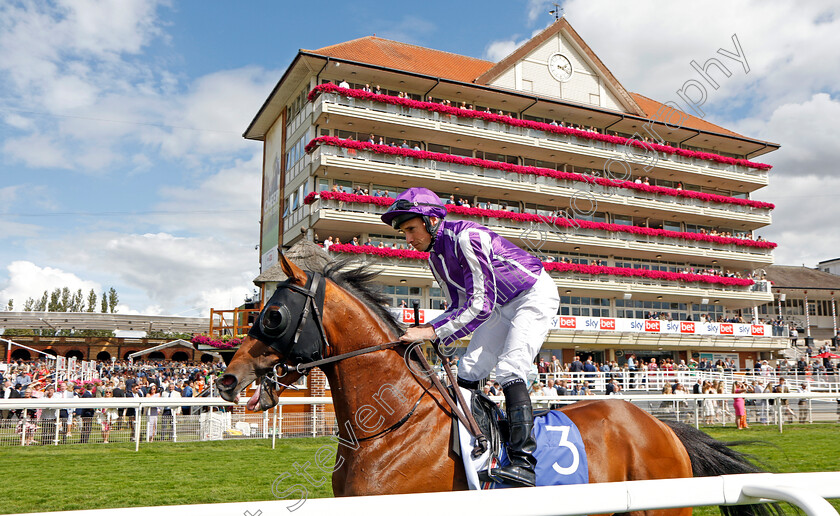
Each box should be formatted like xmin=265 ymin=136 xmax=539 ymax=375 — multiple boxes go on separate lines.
xmin=219 ymin=375 xmax=237 ymax=388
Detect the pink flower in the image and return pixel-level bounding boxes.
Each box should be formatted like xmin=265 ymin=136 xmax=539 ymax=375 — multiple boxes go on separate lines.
xmin=191 ymin=334 xmax=239 ymax=350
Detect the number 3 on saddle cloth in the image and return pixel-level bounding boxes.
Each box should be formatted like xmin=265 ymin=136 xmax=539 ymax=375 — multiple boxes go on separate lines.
xmin=455 ymin=387 xmax=589 ymax=490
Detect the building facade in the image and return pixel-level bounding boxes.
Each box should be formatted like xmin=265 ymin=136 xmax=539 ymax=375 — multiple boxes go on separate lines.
xmin=761 ymin=265 xmax=840 ymax=345
xmin=245 ymin=19 xmax=787 ymax=369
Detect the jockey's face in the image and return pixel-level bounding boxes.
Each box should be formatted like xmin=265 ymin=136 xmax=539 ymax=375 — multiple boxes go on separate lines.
xmin=399 ymin=216 xmax=439 ymax=252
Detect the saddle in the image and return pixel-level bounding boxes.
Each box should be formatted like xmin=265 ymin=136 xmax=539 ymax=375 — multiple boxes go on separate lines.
xmin=448 ymin=387 xmax=506 ymax=461
xmin=449 ymin=387 xmax=549 ymax=462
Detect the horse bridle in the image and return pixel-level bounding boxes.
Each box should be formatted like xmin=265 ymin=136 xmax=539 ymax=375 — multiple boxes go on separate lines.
xmin=251 ymin=269 xmax=488 ymax=454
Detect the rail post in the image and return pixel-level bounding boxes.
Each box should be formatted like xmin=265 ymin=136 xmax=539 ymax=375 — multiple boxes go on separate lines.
xmin=134 ymin=404 xmax=141 ymax=451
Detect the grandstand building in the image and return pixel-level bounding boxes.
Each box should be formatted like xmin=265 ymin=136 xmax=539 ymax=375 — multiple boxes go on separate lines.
xmin=245 ymin=19 xmax=788 ymax=369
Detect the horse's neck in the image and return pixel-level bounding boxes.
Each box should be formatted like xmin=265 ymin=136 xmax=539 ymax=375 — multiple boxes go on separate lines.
xmin=321 ymin=294 xmax=426 ymax=435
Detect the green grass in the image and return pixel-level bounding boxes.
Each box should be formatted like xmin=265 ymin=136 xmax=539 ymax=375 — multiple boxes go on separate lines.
xmin=0 ymin=438 xmax=336 ymax=513
xmin=1 ymin=425 xmax=838 ymax=514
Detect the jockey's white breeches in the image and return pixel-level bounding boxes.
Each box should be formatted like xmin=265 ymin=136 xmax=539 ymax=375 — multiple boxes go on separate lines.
xmin=458 ymin=269 xmax=560 ymax=386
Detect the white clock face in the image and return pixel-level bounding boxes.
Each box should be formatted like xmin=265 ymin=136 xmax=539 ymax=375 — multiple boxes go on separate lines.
xmin=548 ymin=53 xmax=573 ymax=82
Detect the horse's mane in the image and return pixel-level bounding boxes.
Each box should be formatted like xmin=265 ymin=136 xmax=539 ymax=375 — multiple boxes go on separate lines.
xmin=320 ymin=258 xmax=403 ymax=337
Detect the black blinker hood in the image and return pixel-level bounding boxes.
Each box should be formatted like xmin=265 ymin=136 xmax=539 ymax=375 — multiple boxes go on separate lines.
xmin=248 ymin=271 xmax=327 ymax=364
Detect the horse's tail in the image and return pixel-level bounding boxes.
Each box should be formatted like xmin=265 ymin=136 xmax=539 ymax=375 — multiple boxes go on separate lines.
xmin=661 ymin=419 xmax=784 ymax=516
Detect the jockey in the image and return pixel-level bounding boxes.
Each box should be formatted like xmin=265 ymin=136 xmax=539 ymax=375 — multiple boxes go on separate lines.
xmin=382 ymin=187 xmax=560 ymax=487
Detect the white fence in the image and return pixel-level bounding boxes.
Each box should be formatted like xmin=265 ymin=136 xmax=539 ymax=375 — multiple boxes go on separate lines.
xmin=7 ymin=472 xmax=840 ymax=516
xmin=1 ymin=391 xmax=839 ymax=450
xmin=533 ymin=369 xmax=840 ymax=394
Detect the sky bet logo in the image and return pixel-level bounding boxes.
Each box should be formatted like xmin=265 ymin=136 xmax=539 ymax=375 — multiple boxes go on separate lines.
xmin=559 ymin=317 xmax=577 ymax=328
xmin=402 ymin=309 xmax=424 ymax=324
xmin=599 ymin=318 xmax=616 ymax=330
xmin=751 ymin=325 xmax=765 ymax=336
xmin=680 ymin=321 xmax=696 ymax=333
xmin=720 ymin=323 xmax=734 ymax=335
xmin=644 ymin=320 xmax=660 ymax=332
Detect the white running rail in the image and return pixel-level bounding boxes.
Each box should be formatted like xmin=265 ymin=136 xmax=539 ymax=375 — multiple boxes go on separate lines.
xmin=6 ymin=472 xmax=840 ymax=516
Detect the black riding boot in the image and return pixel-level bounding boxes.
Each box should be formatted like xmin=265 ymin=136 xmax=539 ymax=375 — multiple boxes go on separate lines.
xmin=482 ymin=379 xmax=537 ymax=487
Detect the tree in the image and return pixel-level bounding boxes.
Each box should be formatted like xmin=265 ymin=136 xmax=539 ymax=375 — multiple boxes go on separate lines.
xmin=107 ymin=287 xmax=119 ymax=313
xmin=70 ymin=288 xmax=84 ymax=312
xmin=87 ymin=290 xmax=97 ymax=312
xmin=59 ymin=287 xmax=71 ymax=312
xmin=36 ymin=291 xmax=48 ymax=311
xmin=23 ymin=298 xmax=34 ymax=311
xmin=48 ymin=288 xmax=61 ymax=312
xmin=100 ymin=292 xmax=107 ymax=313
xmin=5 ymin=299 xmax=12 ymax=311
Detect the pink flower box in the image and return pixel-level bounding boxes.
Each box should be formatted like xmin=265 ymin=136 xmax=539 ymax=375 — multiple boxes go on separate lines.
xmin=308 ymin=84 xmax=772 ymax=172
xmin=305 ymin=136 xmax=774 ymax=210
xmin=305 ymin=191 xmax=776 ymax=250
xmin=325 ymin=243 xmax=755 ymax=287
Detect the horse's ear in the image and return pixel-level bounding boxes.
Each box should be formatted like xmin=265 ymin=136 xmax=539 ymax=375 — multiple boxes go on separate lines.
xmin=279 ymin=253 xmax=307 ymax=285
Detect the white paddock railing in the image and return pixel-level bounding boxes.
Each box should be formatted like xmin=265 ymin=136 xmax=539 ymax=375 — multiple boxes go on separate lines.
xmin=1 ymin=391 xmax=838 ymax=450
xmin=6 ymin=472 xmax=840 ymax=516
xmin=533 ymin=369 xmax=840 ymax=394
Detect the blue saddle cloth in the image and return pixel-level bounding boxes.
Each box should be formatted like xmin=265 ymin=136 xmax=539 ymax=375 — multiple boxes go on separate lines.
xmin=487 ymin=410 xmax=589 ymax=489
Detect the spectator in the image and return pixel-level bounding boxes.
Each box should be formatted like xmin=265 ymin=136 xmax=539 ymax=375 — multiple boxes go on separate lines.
xmin=798 ymin=382 xmax=810 ymax=424
xmin=145 ymin=383 xmax=160 ymax=442
xmin=161 ymin=383 xmax=181 ymax=441
xmin=99 ymin=388 xmax=118 ymax=443
xmin=79 ymin=383 xmax=94 ymax=444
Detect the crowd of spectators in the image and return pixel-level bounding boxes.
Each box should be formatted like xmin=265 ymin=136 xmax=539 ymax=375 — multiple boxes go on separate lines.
xmin=0 ymin=358 xmax=225 ymax=445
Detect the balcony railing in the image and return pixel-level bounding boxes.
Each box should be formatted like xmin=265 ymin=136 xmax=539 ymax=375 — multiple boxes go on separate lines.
xmin=283 ymin=204 xmax=307 ymax=231
xmin=286 ymin=102 xmax=312 ymax=136
xmin=312 ymin=197 xmax=774 ymax=259
xmin=313 ymin=145 xmax=772 ymax=220
xmin=327 ymin=249 xmax=764 ymax=294
xmin=285 ymin=152 xmax=311 ymax=185
xmin=318 ymin=92 xmax=768 ymax=180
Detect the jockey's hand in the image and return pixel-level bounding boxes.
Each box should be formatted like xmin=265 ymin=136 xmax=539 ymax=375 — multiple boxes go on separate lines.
xmin=400 ymin=323 xmax=437 ymax=343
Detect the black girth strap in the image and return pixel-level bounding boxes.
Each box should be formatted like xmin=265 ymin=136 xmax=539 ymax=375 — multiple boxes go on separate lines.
xmin=356 ymin=390 xmax=427 ymax=442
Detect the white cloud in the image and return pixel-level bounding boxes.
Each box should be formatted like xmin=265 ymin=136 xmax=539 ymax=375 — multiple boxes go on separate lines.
xmin=484 ymin=28 xmax=546 ymax=62
xmin=0 ymin=1 xmax=273 ymax=173
xmin=557 ymin=0 xmax=840 ymax=120
xmin=0 ymin=261 xmax=101 ymax=309
xmin=484 ymin=38 xmax=527 ymax=62
xmin=34 ymin=232 xmax=258 ymax=315
xmin=152 ymin=152 xmax=262 ymax=240
xmin=758 ymin=175 xmax=840 ymax=267
xmin=497 ymin=0 xmax=839 ymax=268
xmin=733 ymin=93 xmax=840 ymax=178
xmin=527 ymin=0 xmax=554 ymax=24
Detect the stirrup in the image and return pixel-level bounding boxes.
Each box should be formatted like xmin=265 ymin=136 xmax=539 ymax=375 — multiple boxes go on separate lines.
xmin=478 ymin=465 xmax=536 ymax=488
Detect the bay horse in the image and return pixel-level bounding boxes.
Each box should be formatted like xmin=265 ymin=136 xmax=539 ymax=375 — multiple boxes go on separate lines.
xmin=217 ymin=254 xmax=776 ymax=516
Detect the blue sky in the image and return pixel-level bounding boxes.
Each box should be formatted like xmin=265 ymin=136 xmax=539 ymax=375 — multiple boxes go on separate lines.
xmin=1 ymin=0 xmax=838 ymax=316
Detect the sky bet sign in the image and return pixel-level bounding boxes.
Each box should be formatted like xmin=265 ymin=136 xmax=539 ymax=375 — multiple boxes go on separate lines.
xmin=396 ymin=310 xmax=771 ymax=337
xmin=549 ymin=315 xmax=771 ymax=337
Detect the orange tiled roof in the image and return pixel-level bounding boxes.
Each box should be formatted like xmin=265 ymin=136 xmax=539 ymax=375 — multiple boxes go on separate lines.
xmin=306 ymin=36 xmax=494 ymax=83
xmin=629 ymin=92 xmax=744 ymax=138
xmin=307 ymin=36 xmax=746 ymax=138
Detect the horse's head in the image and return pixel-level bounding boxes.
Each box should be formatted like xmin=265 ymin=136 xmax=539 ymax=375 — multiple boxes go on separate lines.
xmin=217 ymin=253 xmax=325 ymax=410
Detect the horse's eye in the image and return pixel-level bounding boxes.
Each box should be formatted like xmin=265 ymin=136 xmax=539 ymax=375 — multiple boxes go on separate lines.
xmin=262 ymin=305 xmax=289 ymax=337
